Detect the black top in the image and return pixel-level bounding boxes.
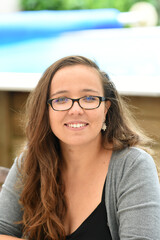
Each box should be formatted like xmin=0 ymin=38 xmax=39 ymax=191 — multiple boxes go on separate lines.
xmin=66 ymin=179 xmax=112 ymax=240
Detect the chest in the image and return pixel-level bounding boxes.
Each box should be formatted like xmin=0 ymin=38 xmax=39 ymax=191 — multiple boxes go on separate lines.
xmin=64 ymin=170 xmax=107 ymax=235
xmin=64 ymin=176 xmax=112 ymax=240
xmin=63 ymin=148 xmax=113 ymax=236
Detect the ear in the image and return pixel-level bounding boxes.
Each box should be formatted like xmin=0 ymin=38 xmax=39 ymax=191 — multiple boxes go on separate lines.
xmin=104 ymin=100 xmax=111 ymax=115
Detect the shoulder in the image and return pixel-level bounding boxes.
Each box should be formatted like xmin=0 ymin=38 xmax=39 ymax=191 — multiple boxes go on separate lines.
xmin=111 ymin=147 xmax=155 ymax=170
xmin=8 ymin=153 xmax=24 ymax=177
xmin=108 ymin=147 xmax=158 ymax=184
xmin=1 ymin=153 xmax=24 ymax=194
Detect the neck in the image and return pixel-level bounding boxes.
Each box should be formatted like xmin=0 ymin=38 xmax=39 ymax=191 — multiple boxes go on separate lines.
xmin=60 ymin=135 xmax=104 ymax=173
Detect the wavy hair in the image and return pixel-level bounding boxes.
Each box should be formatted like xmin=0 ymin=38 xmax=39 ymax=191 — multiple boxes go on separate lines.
xmin=19 ymin=55 xmax=152 ymax=240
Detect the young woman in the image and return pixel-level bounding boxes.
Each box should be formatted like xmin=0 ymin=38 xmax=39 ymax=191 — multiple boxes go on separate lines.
xmin=0 ymin=56 xmax=160 ymax=240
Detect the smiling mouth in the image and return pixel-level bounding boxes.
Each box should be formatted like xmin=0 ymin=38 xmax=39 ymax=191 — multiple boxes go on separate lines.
xmin=65 ymin=123 xmax=88 ymax=129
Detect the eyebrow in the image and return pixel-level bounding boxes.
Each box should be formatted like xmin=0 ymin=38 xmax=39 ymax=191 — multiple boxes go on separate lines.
xmin=50 ymin=90 xmax=68 ymax=98
xmin=50 ymin=89 xmax=100 ymax=98
xmin=81 ymin=89 xmax=100 ymax=94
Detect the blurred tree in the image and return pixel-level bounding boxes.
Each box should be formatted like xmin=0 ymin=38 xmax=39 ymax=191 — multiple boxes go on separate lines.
xmin=21 ymin=0 xmax=160 ymax=23
xmin=20 ymin=0 xmax=159 ymax=11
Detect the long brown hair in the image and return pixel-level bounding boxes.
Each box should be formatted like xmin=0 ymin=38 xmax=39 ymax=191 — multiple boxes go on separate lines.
xmin=19 ymin=55 xmax=152 ymax=240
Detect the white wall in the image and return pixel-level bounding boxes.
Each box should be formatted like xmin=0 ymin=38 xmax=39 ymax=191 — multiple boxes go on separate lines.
xmin=0 ymin=0 xmax=21 ymax=13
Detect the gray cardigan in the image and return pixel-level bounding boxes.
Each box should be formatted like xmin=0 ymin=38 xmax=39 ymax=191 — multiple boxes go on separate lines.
xmin=0 ymin=147 xmax=160 ymax=239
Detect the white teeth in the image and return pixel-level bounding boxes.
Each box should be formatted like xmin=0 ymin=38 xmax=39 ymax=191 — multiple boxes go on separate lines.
xmin=68 ymin=123 xmax=86 ymax=128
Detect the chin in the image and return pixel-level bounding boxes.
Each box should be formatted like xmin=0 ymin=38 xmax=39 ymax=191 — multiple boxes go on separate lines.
xmin=61 ymin=135 xmax=100 ymax=148
xmin=62 ymin=139 xmax=88 ymax=147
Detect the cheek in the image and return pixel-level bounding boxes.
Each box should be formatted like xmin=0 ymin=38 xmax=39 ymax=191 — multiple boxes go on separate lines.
xmin=48 ymin=109 xmax=66 ymax=137
xmin=91 ymin=108 xmax=106 ymax=127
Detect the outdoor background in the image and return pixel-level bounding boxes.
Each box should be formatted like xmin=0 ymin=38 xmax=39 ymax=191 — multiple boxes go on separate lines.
xmin=0 ymin=0 xmax=160 ymax=178
xmin=1 ymin=0 xmax=160 ymax=22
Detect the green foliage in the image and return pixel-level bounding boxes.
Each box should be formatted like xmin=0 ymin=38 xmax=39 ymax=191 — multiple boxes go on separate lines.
xmin=21 ymin=0 xmax=160 ymax=15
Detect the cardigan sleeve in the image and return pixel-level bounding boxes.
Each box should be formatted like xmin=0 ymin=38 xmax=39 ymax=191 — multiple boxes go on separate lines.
xmin=0 ymin=157 xmax=23 ymax=237
xmin=115 ymin=148 xmax=160 ymax=240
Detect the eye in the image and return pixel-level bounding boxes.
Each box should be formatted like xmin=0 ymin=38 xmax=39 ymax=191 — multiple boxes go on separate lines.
xmin=53 ymin=97 xmax=69 ymax=104
xmin=83 ymin=96 xmax=97 ymax=102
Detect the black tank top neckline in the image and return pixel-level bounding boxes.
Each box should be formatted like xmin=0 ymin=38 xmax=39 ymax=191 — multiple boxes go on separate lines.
xmin=66 ymin=177 xmax=112 ymax=240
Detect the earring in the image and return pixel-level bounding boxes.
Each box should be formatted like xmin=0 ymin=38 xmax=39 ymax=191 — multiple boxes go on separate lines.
xmin=102 ymin=122 xmax=107 ymax=131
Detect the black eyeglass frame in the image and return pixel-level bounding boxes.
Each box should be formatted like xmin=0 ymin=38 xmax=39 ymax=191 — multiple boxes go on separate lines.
xmin=47 ymin=96 xmax=107 ymax=111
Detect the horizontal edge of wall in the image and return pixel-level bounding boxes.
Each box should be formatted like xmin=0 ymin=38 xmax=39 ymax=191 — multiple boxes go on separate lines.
xmin=0 ymin=72 xmax=160 ymax=96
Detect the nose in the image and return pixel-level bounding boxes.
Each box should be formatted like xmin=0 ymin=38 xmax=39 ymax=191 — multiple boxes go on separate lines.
xmin=68 ymin=101 xmax=83 ymax=115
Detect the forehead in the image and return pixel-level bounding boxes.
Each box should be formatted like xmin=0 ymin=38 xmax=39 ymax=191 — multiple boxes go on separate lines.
xmin=50 ymin=65 xmax=103 ymax=94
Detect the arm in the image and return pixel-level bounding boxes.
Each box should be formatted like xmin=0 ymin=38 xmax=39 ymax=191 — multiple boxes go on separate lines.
xmin=0 ymin=158 xmax=23 ymax=238
xmin=0 ymin=236 xmax=24 ymax=240
xmin=117 ymin=149 xmax=160 ymax=239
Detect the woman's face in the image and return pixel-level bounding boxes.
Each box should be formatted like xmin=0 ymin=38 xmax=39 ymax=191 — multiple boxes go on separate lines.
xmin=48 ymin=65 xmax=110 ymax=147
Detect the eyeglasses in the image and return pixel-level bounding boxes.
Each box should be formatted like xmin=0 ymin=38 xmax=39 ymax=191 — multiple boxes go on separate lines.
xmin=47 ymin=96 xmax=107 ymax=111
